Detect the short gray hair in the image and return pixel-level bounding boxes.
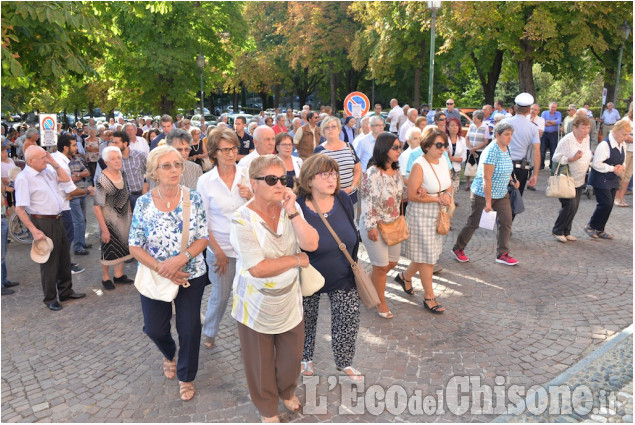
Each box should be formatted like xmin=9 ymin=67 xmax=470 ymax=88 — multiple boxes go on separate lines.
xmin=102 ymin=146 xmax=122 ymax=162
xmin=277 ymin=114 xmax=286 ymax=122
xmin=320 ymin=115 xmax=342 ymax=138
xmin=26 ymin=128 xmax=39 ymax=140
xmin=369 ymin=116 xmax=384 ymax=127
xmin=494 ymin=121 xmax=514 ymax=136
xmin=122 ymin=123 xmax=137 ymax=133
xmin=472 ymin=110 xmax=485 ymax=121
xmin=145 ymin=145 xmax=182 ymax=181
xmin=165 ymin=128 xmax=192 ymax=146
xmin=405 ymin=126 xmax=421 ymax=142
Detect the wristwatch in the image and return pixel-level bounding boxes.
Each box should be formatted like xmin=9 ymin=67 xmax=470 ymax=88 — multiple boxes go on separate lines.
xmin=183 ymin=251 xmax=192 ymax=261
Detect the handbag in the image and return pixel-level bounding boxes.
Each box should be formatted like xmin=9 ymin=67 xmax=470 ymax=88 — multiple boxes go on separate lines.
xmin=464 ymin=153 xmax=478 ymax=177
xmin=508 ymin=182 xmax=525 ymax=215
xmin=422 ymin=156 xmax=451 ymax=235
xmin=546 ymin=162 xmax=575 ymax=199
xmin=311 ymin=199 xmax=380 ymax=310
xmin=134 ymin=187 xmax=192 ymax=302
xmin=375 ymin=169 xmax=409 ymax=246
xmin=299 ymin=264 xmax=325 ymax=297
xmin=201 ymin=157 xmax=213 ymax=172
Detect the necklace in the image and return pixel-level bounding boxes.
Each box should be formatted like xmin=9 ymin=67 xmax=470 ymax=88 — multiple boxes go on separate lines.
xmin=157 ymin=186 xmax=180 ymax=209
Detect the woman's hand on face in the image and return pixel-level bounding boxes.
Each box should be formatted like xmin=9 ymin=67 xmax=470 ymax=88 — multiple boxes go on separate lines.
xmin=157 ymin=255 xmax=189 ymax=280
xmin=367 ymin=228 xmax=379 ymax=242
xmin=282 ymin=187 xmax=297 ymax=214
xmin=296 ymin=252 xmax=310 ymax=268
xmin=213 ymin=250 xmax=229 ymax=276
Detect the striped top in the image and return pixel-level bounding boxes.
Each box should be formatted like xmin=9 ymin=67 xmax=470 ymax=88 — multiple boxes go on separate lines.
xmin=314 ymin=143 xmax=360 ymax=191
xmin=466 ymin=122 xmax=491 ymax=152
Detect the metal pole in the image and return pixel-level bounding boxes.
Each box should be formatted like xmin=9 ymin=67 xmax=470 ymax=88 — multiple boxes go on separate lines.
xmin=199 ymin=69 xmax=205 ymax=115
xmin=428 ymin=8 xmax=437 ymax=107
xmin=614 ymin=44 xmax=624 ymax=104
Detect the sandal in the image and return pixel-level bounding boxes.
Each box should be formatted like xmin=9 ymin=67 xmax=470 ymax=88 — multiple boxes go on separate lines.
xmin=163 ymin=357 xmax=176 ymax=380
xmin=597 ymin=231 xmax=613 ymax=240
xmin=394 ymin=272 xmax=414 ymax=295
xmin=179 ymin=381 xmax=195 ymax=401
xmin=423 ymin=297 xmax=445 ymax=314
xmin=300 ymin=360 xmax=314 ymax=376
xmin=202 ymin=335 xmax=215 ymax=349
xmin=282 ymin=395 xmax=302 ymax=413
xmin=377 ymin=310 xmax=394 ymax=319
xmin=261 ymin=416 xmax=280 ymax=423
xmin=336 ymin=366 xmax=363 ymax=381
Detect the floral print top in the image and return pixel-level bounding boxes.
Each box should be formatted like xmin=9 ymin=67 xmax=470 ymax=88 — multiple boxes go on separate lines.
xmin=360 ymin=165 xmax=404 ymax=230
xmin=128 ymin=188 xmax=209 ymax=279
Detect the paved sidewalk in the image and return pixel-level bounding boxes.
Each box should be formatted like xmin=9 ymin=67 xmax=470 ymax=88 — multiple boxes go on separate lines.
xmin=1 ymin=169 xmax=633 ymax=422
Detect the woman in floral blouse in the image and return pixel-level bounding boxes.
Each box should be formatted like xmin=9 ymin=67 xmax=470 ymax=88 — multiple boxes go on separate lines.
xmin=360 ymin=133 xmax=404 ymax=319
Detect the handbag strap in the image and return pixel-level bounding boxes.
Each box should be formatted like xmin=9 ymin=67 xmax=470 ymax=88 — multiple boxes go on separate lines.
xmin=310 ymin=199 xmax=357 ymax=268
xmin=420 ymin=155 xmax=448 ymax=209
xmin=181 ymin=186 xmax=191 ymax=253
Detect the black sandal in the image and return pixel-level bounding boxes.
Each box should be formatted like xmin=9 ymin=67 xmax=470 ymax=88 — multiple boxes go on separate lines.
xmin=395 ymin=272 xmax=414 ymax=295
xmin=423 ymin=297 xmax=445 ymax=314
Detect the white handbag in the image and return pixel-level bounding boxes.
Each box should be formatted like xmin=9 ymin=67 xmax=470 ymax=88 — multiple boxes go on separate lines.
xmin=134 ymin=187 xmax=192 ymax=302
xmin=299 ymin=263 xmax=325 ymax=297
xmin=545 ymin=163 xmax=575 ymax=199
xmin=464 ymin=154 xmax=478 ymax=177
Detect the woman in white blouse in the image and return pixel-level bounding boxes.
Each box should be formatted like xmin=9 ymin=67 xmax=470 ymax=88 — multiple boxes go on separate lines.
xmin=551 ymin=114 xmax=593 ymax=242
xmin=197 ymin=127 xmax=252 ymax=349
xmin=230 ymin=155 xmax=318 ymax=422
xmin=275 ymin=132 xmax=303 ymax=189
xmin=446 ymin=117 xmax=467 ymax=201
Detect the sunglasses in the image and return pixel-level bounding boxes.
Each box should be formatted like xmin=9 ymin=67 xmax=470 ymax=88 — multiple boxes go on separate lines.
xmin=254 ymin=175 xmax=289 ymax=186
xmin=158 ymin=161 xmax=185 ymax=171
xmin=446 ymin=102 xmax=454 ymax=105
xmin=390 ymin=145 xmax=402 ymax=151
xmin=437 ymin=118 xmax=446 ymax=122
xmin=434 ymin=142 xmax=450 ymax=149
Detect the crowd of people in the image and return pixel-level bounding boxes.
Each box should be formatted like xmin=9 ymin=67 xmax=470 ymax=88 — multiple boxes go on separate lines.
xmin=1 ymin=94 xmax=632 ymax=420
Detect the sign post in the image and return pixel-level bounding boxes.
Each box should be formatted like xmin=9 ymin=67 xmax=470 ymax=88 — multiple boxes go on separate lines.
xmin=39 ymin=114 xmax=58 ymax=147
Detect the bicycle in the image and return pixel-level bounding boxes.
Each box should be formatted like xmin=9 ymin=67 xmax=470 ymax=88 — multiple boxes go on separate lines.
xmin=7 ymin=210 xmax=33 ymax=245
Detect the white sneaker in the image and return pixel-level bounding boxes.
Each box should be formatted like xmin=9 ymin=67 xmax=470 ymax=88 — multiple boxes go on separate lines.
xmin=565 ymin=235 xmax=577 ymax=241
xmin=552 ymin=234 xmax=567 ymax=243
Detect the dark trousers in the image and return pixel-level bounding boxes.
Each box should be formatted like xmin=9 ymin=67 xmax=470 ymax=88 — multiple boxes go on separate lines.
xmin=454 ymin=193 xmax=513 ymax=258
xmin=552 ymin=186 xmax=583 ymax=236
xmin=237 ymin=320 xmax=304 ymax=418
xmin=61 ymin=210 xmax=74 ymax=247
xmin=130 ymin=192 xmax=142 ymax=213
xmin=540 ymin=132 xmax=558 ymax=169
xmin=140 ymin=274 xmax=206 ymax=382
xmin=511 ymin=168 xmax=530 ymax=220
xmin=588 ymin=187 xmax=617 ymax=232
xmin=31 ymin=217 xmax=73 ymax=303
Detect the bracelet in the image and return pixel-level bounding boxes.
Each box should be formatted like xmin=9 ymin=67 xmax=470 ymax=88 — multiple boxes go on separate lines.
xmin=293 ymin=254 xmax=300 ymax=268
xmin=288 ymin=211 xmax=300 ymax=220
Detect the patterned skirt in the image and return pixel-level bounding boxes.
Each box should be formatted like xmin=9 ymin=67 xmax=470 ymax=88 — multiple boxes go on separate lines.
xmin=403 ymin=201 xmax=443 ymax=264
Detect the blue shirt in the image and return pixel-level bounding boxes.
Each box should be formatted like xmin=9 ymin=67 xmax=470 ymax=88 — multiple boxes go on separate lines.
xmin=541 ymin=110 xmax=562 ymax=133
xmin=504 ymin=114 xmax=541 ymax=161
xmin=601 ymin=109 xmax=621 ymax=125
xmin=352 ymin=133 xmax=375 ymax=173
xmin=470 ymin=142 xmax=514 ymax=199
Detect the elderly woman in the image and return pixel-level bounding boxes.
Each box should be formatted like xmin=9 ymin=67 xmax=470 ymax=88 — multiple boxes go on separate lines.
xmin=399 ymin=128 xmax=453 ymax=314
xmin=615 ymin=103 xmax=633 ymax=207
xmin=129 ymin=145 xmax=209 ymax=402
xmin=452 ymin=121 xmax=519 ymax=265
xmin=165 ymin=129 xmax=202 ymax=189
xmin=275 ymin=132 xmax=302 ymax=189
xmin=264 ymin=116 xmax=274 ymax=127
xmin=314 ymin=115 xmax=362 ymax=204
xmin=84 ymin=126 xmax=101 ymax=181
xmin=360 ymin=133 xmax=404 ymax=317
xmin=197 ymin=128 xmax=252 ymax=349
xmin=272 ymin=114 xmax=288 ymax=135
xmin=231 ymin=155 xmax=318 ymax=422
xmin=295 ymin=154 xmax=362 ymax=379
xmin=94 ymin=147 xmax=134 ymax=290
xmin=340 ymin=117 xmax=356 ymax=144
xmin=188 ymin=127 xmax=208 ymax=167
xmin=551 ymin=114 xmax=593 ymax=242
xmin=446 ymin=117 xmax=467 ymax=199
xmin=585 ymin=118 xmax=631 ymax=239
xmin=464 ymin=109 xmax=490 ymax=190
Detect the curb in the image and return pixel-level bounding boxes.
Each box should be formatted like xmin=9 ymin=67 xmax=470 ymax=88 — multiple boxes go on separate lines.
xmin=492 ymin=323 xmax=634 ymax=422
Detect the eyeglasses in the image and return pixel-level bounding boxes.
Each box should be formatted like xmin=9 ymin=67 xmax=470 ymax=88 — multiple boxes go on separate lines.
xmin=323 ymin=125 xmax=338 ymax=131
xmin=434 ymin=142 xmax=450 ymax=149
xmin=446 ymin=102 xmax=454 ymax=105
xmin=316 ymin=171 xmax=338 ymax=180
xmin=371 ymin=124 xmax=384 ymax=127
xmin=175 ymin=147 xmax=190 ymax=153
xmin=158 ymin=161 xmax=185 ymax=171
xmin=278 ymin=143 xmax=293 ymax=148
xmin=217 ymin=147 xmax=238 ymax=155
xmin=390 ymin=145 xmax=402 ymax=151
xmin=437 ymin=118 xmax=446 ymax=122
xmin=254 ymin=175 xmax=289 ymax=186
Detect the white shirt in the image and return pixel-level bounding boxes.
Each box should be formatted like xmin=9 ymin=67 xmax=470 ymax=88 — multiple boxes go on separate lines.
xmin=196 ymin=166 xmax=250 ymax=258
xmin=626 ymin=117 xmax=633 ymax=153
xmin=129 ymin=136 xmax=149 ymax=156
xmin=142 ymin=124 xmax=152 ymax=132
xmin=592 ymin=133 xmax=625 ymax=174
xmin=449 ymin=136 xmax=468 ymax=172
xmin=353 ymin=133 xmax=376 ymax=173
xmin=50 ymin=151 xmax=76 ymax=211
xmin=552 ymin=132 xmax=593 ymax=187
xmin=527 ymin=114 xmax=545 ymax=133
xmin=237 ymin=150 xmax=260 ymax=169
xmin=352 ymin=130 xmax=370 ymax=146
xmin=387 ymin=106 xmax=404 ymax=132
xmin=398 ymin=120 xmax=414 ymax=143
xmin=15 ymin=165 xmax=75 ymax=215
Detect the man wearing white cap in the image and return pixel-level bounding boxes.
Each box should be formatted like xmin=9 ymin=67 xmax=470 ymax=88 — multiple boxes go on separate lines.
xmin=14 ymin=146 xmax=87 ymax=311
xmin=502 ymin=93 xmax=541 ymax=217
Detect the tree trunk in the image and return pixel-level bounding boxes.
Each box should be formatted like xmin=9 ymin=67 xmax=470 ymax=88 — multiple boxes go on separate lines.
xmin=330 ymin=70 xmax=337 ymax=111
xmin=516 ymin=39 xmax=535 ymax=96
xmin=413 ymin=67 xmax=421 ymax=109
xmin=233 ymin=89 xmax=239 ymax=112
xmin=471 ymin=49 xmax=504 ymax=105
xmin=88 ymin=101 xmax=94 ymax=118
xmin=160 ymin=95 xmax=174 ymax=116
xmin=259 ymin=91 xmax=268 ymax=110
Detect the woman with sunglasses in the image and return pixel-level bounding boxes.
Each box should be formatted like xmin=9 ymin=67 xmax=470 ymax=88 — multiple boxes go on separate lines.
xmin=129 ymin=145 xmax=209 ymax=402
xmin=197 ymin=127 xmax=252 ymax=349
xmin=314 ymin=115 xmax=362 ymax=205
xmin=360 ymin=133 xmax=404 ymax=318
xmin=275 ymin=132 xmax=303 ymax=189
xmin=295 ymin=154 xmax=363 ymax=381
xmin=230 ymin=155 xmax=318 ymax=422
xmin=452 ymin=121 xmax=519 ymax=266
xmin=399 ymin=128 xmax=453 ymax=314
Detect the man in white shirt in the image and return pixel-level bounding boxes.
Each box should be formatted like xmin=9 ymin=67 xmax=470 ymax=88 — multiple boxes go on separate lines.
xmin=527 ymin=104 xmax=545 ymax=137
xmin=386 ymin=99 xmax=404 ymax=134
xmin=352 ymin=116 xmax=371 ymax=146
xmin=398 ymin=107 xmax=418 ymax=144
xmin=354 ymin=116 xmax=384 ymax=173
xmin=15 ymin=145 xmax=87 ymax=310
xmin=124 ymin=123 xmax=149 ymax=156
xmin=238 ymin=125 xmax=276 ymax=169
xmin=142 ymin=117 xmax=153 ymax=133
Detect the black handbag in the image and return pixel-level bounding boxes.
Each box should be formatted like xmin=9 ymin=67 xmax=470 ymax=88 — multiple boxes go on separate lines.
xmin=508 ymin=179 xmax=525 ymax=215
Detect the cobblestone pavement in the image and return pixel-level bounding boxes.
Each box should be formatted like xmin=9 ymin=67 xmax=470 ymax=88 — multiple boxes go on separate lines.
xmin=1 ymin=168 xmax=632 ymax=423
